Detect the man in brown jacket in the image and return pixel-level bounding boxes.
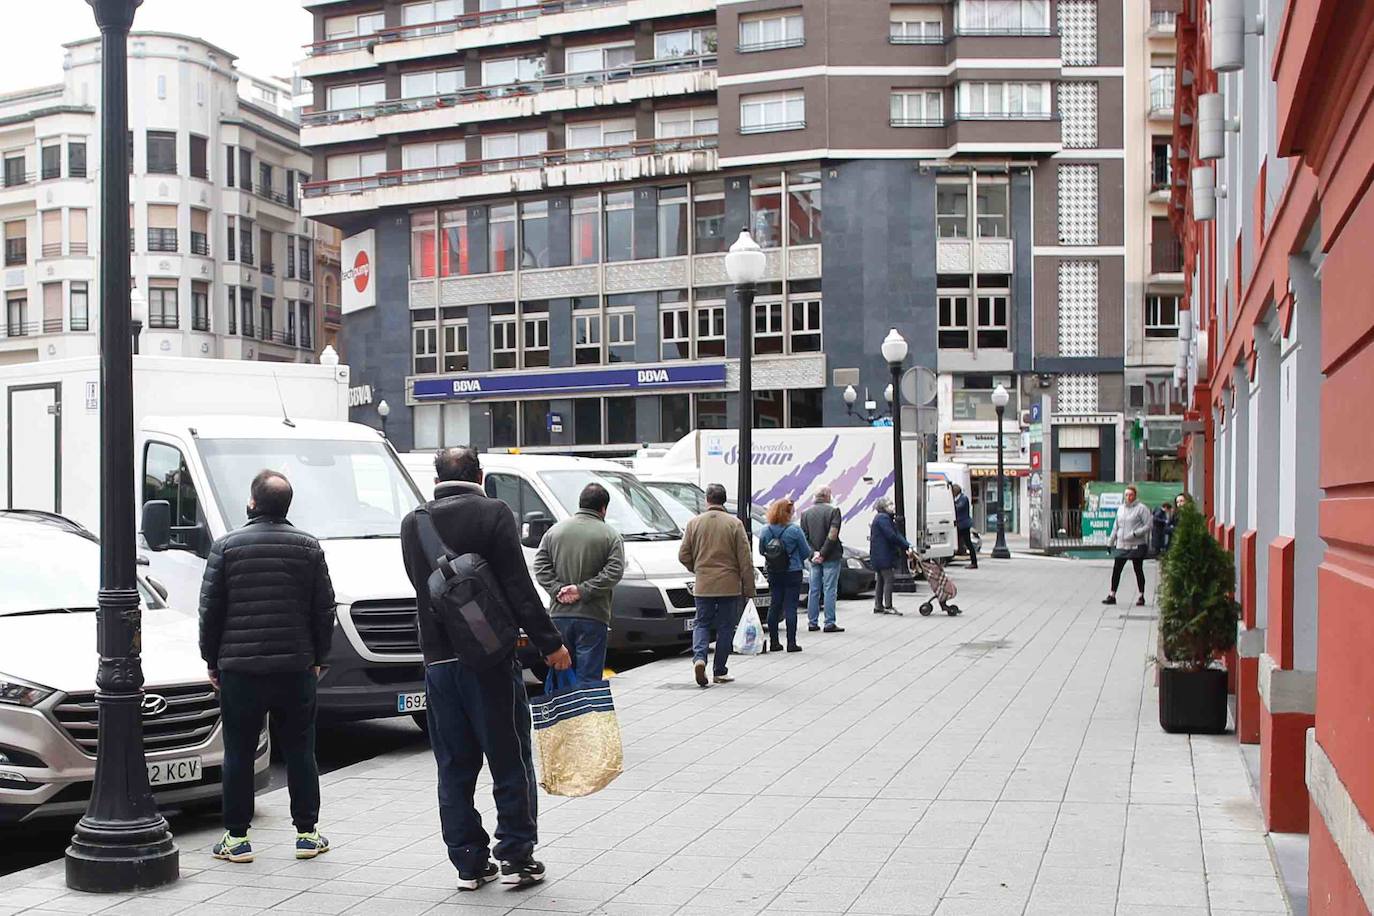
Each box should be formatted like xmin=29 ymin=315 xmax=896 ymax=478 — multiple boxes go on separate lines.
xmin=678 ymin=483 xmax=757 ymax=687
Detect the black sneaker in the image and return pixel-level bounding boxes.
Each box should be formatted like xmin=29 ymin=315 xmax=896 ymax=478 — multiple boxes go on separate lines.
xmin=1101 ymin=595 xmax=1117 ymax=605
xmin=808 ymin=624 xmax=821 ymax=632
xmin=1137 ymin=595 xmax=1147 ymax=606
xmin=823 ymin=624 xmax=845 ymax=633
xmin=501 ymin=858 xmax=546 ymax=886
xmin=458 ymin=861 xmax=500 ymax=891
xmin=786 ymin=644 xmax=803 ymax=653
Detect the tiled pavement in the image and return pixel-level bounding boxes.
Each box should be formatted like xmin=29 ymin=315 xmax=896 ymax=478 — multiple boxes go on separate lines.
xmin=0 ymin=555 xmax=1293 ymax=915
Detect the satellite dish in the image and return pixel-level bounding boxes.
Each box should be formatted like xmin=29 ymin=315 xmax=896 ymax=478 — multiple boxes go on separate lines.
xmin=899 ymin=366 xmax=938 ymax=406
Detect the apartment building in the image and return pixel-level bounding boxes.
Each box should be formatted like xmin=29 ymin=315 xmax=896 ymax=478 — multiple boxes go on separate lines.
xmin=0 ymin=33 xmax=319 ymax=365
xmin=1123 ymin=0 xmax=1187 ymax=483
xmin=1171 ymin=0 xmax=1374 ymax=909
xmin=299 ymin=0 xmax=1128 ymax=531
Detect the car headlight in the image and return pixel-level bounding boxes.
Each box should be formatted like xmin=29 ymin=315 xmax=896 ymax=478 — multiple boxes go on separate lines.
xmin=0 ymin=674 xmax=55 ymax=708
xmin=846 ymin=558 xmax=864 ymax=569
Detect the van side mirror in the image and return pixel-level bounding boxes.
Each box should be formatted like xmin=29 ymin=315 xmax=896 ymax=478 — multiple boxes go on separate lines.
xmin=141 ymin=500 xmax=172 ymax=551
xmin=521 ymin=512 xmax=554 ymax=549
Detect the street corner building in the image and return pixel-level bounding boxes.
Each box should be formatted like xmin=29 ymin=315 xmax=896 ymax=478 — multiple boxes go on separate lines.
xmin=1170 ymin=0 xmax=1374 ymax=911
xmin=299 ymin=0 xmax=1158 ymax=529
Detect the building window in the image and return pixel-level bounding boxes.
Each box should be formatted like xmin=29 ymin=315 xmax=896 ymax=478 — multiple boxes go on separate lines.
xmin=696 ymin=393 xmax=727 ymax=429
xmin=402 ymin=0 xmax=460 ymax=29
xmin=890 ymin=5 xmax=944 ymax=43
xmin=661 ymin=394 xmax=691 ymax=442
xmin=606 ymin=305 xmax=635 ymax=363
xmin=329 ymin=81 xmax=386 ymax=111
xmin=325 ymin=151 xmax=386 ymax=187
xmin=227 ymin=287 xmax=237 ymax=335
xmin=41 ymin=283 xmax=61 ymax=334
xmin=443 ymin=321 xmax=469 ymax=371
xmin=696 ymin=303 xmax=726 ymax=357
xmin=190 ymin=208 xmax=209 ymax=256
xmin=41 ymin=145 xmax=60 ymax=180
xmin=414 ymin=324 xmax=438 ymax=374
xmin=259 ymin=163 xmax=273 ymax=199
xmin=147 ymin=205 xmax=178 ymax=252
xmin=286 ymin=239 xmax=296 ymax=279
xmin=891 ymin=90 xmax=943 ymax=127
xmin=146 ymin=131 xmax=177 ymax=174
xmin=654 ymin=27 xmax=717 ymax=58
xmin=481 ymin=54 xmax=545 ymax=86
xmin=661 ymin=304 xmax=690 ymax=360
xmin=655 ymin=106 xmax=718 ymax=139
xmin=3 ymin=154 xmax=26 ymax=187
xmin=574 ymin=300 xmax=602 ymax=365
xmin=740 ymin=91 xmax=805 ymax=133
xmin=260 ymin=297 xmax=274 ymax=341
xmin=41 ymin=210 xmax=61 ymax=258
xmin=259 ymin=228 xmax=274 ymax=274
xmin=567 ymin=118 xmax=635 ymax=153
xmin=409 ymin=211 xmax=436 ymax=279
xmin=70 ymin=281 xmax=89 ymax=331
xmin=571 ymin=195 xmax=600 ymax=265
xmin=4 ymin=219 xmax=28 ymax=266
xmin=1151 ymin=139 xmax=1172 ymax=190
xmin=522 ymin=310 xmax=550 ymax=368
xmin=240 ymin=219 xmax=254 ymax=265
xmin=225 ymin=145 xmax=235 ymax=187
xmin=403 ymin=141 xmax=463 ymax=174
xmin=148 ymin=282 xmax=179 ymax=329
xmin=440 ymin=208 xmax=474 ymax=276
xmin=957 ymin=0 xmax=1051 ymax=34
xmin=490 ymin=204 xmax=516 ymax=272
xmin=750 ymin=175 xmax=783 ymax=248
xmin=240 ymin=288 xmax=255 ymax=337
xmin=67 ymin=208 xmax=88 ymax=255
xmin=225 ymin=215 xmax=237 ymax=261
xmin=1150 ymin=66 xmax=1176 ymax=113
xmin=604 ymin=191 xmax=634 ymax=263
xmin=574 ymin=398 xmax=602 ymax=446
xmin=1146 ymin=294 xmax=1181 ymax=338
xmin=976 ymin=176 xmax=1009 ymax=238
xmin=300 ymin=303 xmax=313 ymax=350
xmin=606 ymin=396 xmax=637 ymax=444
xmin=298 ymin=236 xmax=311 ymax=279
xmin=976 ymin=290 xmax=1009 ymax=349
xmin=492 ymin=318 xmax=517 ymax=369
xmin=939 ymin=290 xmax=971 ymax=349
xmin=401 ymin=69 xmax=463 ymax=99
xmin=325 ymin=10 xmax=386 ymax=42
xmin=754 ymin=390 xmax=785 ymax=429
xmin=490 ymin=402 xmax=517 ymax=448
xmin=520 ymin=200 xmax=551 ymax=269
xmin=191 ymin=281 xmax=210 ymax=332
xmin=936 ymin=180 xmax=969 ymax=239
xmin=68 ymin=141 xmax=87 ymax=178
xmin=658 ymin=186 xmax=688 ymax=258
xmin=239 ymin=149 xmax=253 ymax=191
xmin=6 ymin=292 xmax=27 ymax=337
xmin=189 ymin=135 xmax=208 ymax=179
xmin=753 ymin=300 xmax=785 ymax=355
xmin=957 ymin=81 xmax=1051 ymax=118
xmin=738 ymin=10 xmax=804 ymax=52
xmin=787 ymin=168 xmax=822 ymax=245
xmin=566 ymin=42 xmax=635 ymax=76
xmin=1152 ymin=217 xmax=1182 ymax=273
xmin=789 ymin=389 xmax=824 ymax=427
xmin=694 ymin=180 xmax=726 ymax=254
xmin=790 ymin=298 xmax=822 ymax=352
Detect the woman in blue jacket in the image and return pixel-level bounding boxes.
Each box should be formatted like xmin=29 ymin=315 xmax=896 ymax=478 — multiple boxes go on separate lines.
xmin=870 ymin=498 xmax=912 ymax=615
xmin=758 ymin=499 xmax=809 ymax=653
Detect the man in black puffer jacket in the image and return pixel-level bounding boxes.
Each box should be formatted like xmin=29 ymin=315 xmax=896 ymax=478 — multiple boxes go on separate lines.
xmin=199 ymin=469 xmax=336 ymax=865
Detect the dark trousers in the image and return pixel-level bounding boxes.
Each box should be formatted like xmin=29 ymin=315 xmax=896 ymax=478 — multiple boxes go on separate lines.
xmin=1111 ymin=556 xmax=1146 ymax=593
xmin=692 ymin=596 xmax=740 ymax=676
xmin=219 ymin=670 xmax=319 ymax=836
xmin=554 ymin=616 xmax=609 ymax=684
xmin=766 ymin=570 xmax=802 ymax=647
xmin=874 ymin=567 xmax=897 ymax=610
xmin=425 ymin=656 xmax=538 ymax=874
xmin=957 ymin=527 xmax=979 ymax=568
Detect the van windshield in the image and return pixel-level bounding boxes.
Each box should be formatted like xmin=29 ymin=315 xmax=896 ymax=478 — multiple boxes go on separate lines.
xmin=539 ymin=470 xmax=680 ymax=540
xmin=198 ymin=438 xmax=422 ymax=540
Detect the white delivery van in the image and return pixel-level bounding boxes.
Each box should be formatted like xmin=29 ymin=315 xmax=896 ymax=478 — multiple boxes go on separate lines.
xmin=401 ymin=451 xmax=769 ymax=656
xmin=1 ymin=357 xmax=433 ymax=723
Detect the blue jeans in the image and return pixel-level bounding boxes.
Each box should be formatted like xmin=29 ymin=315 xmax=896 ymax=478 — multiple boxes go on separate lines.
xmin=766 ymin=570 xmax=803 ymax=646
xmin=808 ymin=559 xmax=841 ymax=627
xmin=554 ymin=616 xmax=609 ymax=684
xmin=425 ymin=656 xmax=537 ymax=874
xmin=691 ymin=596 xmax=740 ymax=676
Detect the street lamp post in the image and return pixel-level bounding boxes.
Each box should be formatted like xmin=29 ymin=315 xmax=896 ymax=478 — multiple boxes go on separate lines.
xmin=724 ymin=229 xmax=765 ymax=534
xmin=377 ymin=399 xmax=391 ymax=439
xmin=842 ymin=384 xmax=891 ymax=424
xmin=881 ymin=330 xmax=916 ymax=591
xmin=991 ymin=383 xmax=1012 ymax=559
xmin=66 ymin=0 xmax=180 ymax=893
xmin=129 ymin=286 xmax=146 ymax=355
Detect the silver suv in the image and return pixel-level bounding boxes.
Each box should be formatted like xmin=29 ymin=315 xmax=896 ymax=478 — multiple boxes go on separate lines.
xmin=0 ymin=511 xmax=268 ymax=824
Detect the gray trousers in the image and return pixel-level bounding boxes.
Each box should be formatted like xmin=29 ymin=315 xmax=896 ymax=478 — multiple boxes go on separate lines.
xmin=874 ymin=568 xmax=896 ymax=610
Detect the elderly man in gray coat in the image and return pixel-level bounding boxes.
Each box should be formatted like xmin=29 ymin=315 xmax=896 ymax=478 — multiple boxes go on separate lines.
xmin=1102 ymin=484 xmax=1154 ymax=606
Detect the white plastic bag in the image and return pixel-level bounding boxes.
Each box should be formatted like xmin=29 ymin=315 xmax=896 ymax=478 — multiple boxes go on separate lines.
xmin=732 ymin=599 xmax=764 ymax=656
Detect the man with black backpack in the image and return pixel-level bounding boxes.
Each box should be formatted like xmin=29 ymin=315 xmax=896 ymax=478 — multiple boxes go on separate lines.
xmin=400 ymin=447 xmax=571 ymax=891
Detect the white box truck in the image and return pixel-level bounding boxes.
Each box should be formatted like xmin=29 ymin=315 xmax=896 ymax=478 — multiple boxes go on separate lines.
xmin=1 ymin=356 xmax=433 ymax=723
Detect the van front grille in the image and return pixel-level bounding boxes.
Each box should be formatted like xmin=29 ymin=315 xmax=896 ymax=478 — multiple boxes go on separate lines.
xmin=350 ymin=600 xmax=421 ymax=655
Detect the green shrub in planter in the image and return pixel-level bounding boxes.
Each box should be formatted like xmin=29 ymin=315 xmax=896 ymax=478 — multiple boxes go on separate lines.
xmin=1156 ymin=502 xmax=1240 ymax=733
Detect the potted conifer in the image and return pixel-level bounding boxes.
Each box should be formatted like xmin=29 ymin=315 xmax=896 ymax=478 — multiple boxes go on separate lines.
xmin=1156 ymin=502 xmax=1240 ymax=733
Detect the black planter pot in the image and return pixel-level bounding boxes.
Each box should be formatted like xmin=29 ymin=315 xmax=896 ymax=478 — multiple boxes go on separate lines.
xmin=1158 ymin=666 xmax=1229 ymax=734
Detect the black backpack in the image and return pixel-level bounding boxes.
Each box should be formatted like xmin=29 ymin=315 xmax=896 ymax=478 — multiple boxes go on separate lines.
xmin=415 ymin=510 xmax=518 ymax=669
xmin=761 ymin=528 xmax=790 ymax=575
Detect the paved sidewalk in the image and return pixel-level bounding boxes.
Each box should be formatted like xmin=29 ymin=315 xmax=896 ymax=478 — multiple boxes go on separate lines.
xmin=0 ymin=556 xmax=1292 ymax=915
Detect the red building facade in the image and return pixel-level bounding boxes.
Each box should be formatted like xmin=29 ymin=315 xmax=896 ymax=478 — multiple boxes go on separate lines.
xmin=1171 ymin=0 xmax=1374 ymax=911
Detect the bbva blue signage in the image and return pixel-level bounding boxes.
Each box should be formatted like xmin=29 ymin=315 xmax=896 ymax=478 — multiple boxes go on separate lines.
xmin=412 ymin=363 xmax=728 ymax=401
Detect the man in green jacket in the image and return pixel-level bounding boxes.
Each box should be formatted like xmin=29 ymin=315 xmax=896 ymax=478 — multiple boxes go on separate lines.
xmin=533 ymin=483 xmax=625 ymax=683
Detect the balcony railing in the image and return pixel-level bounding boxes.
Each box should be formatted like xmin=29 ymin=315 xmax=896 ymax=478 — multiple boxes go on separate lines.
xmin=1 ymin=170 xmax=34 ymax=189
xmin=890 ymin=117 xmax=946 ymax=128
xmin=302 ymin=55 xmax=716 ymax=127
xmin=953 ymin=111 xmax=1057 ymax=121
xmin=740 ymin=120 xmax=805 ymax=135
xmin=4 ymin=243 xmax=26 ymax=266
xmin=303 ymin=134 xmax=717 ymax=199
xmin=262 ymin=261 xmax=276 ymax=276
xmin=147 ymin=228 xmax=178 ymax=253
xmin=190 ymin=232 xmax=209 ymax=256
xmin=737 ymin=38 xmax=804 ymax=53
xmin=889 ymin=32 xmax=946 ymax=45
xmin=192 ymin=314 xmax=210 ymax=332
xmin=70 ymin=315 xmax=89 ymax=331
xmin=1149 ymin=10 xmax=1177 ymax=31
xmin=953 ymin=26 xmax=1057 ymax=37
xmin=70 ymin=242 xmax=88 ymax=255
xmin=255 ymin=185 xmax=290 ymax=206
xmin=41 ymin=242 xmax=62 ymax=258
xmin=1149 ymin=89 xmax=1175 ymax=113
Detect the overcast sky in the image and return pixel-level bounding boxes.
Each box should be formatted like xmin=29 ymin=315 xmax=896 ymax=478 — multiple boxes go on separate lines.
xmin=0 ymin=0 xmax=312 ymax=89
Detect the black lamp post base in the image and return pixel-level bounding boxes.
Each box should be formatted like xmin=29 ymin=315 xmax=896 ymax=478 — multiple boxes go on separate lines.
xmin=892 ymin=570 xmax=919 ymax=593
xmin=65 ymin=824 xmax=178 ymax=893
xmin=990 ymin=544 xmax=1012 ymax=559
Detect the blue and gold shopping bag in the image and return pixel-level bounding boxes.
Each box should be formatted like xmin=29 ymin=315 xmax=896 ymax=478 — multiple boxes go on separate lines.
xmin=531 ymin=670 xmax=623 ymax=797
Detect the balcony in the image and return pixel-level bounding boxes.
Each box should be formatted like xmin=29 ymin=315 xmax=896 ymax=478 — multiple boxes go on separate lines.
xmin=190 ymin=232 xmax=210 ymax=256
xmin=262 ymin=261 xmax=276 ymax=277
xmin=147 ymin=229 xmax=178 ymax=253
xmin=1149 ymin=10 xmax=1177 ymax=33
xmin=301 ymin=55 xmax=715 ymax=144
xmin=302 ymin=134 xmax=718 ymax=216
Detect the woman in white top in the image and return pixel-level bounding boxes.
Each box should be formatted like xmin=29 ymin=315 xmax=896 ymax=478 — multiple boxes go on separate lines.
xmin=1103 ymin=485 xmax=1154 ymax=606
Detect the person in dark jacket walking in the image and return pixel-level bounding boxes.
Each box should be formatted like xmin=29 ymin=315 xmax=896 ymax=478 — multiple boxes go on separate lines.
xmin=869 ymin=498 xmax=913 ymax=614
xmin=758 ymin=498 xmax=808 ymax=653
xmin=401 ymin=447 xmax=571 ymax=891
xmin=198 ymin=470 xmax=336 ymax=865
xmin=952 ymin=484 xmax=978 ymax=569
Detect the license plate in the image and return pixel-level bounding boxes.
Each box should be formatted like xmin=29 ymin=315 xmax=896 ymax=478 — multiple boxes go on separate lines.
xmin=683 ymin=616 xmax=696 ymax=632
xmin=397 ymin=691 xmax=427 ymax=713
xmin=147 ymin=756 xmax=201 ymax=787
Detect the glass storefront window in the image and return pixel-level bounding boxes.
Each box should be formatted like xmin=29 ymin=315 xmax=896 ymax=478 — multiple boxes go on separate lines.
xmin=411 ymin=211 xmax=436 ymax=278
xmin=521 ymin=399 xmax=552 ymax=447
xmin=696 ymin=392 xmax=727 ymax=429
xmin=693 ymin=180 xmax=726 ymax=254
xmin=750 ymin=174 xmax=783 ymax=248
xmin=520 ymin=200 xmax=550 ymax=268
xmin=788 ymin=389 xmax=824 ymax=427
xmin=787 ymin=170 xmax=822 ymax=245
xmin=937 ymin=181 xmax=969 ymax=238
xmin=660 ymin=394 xmax=691 ymax=442
xmin=440 ymin=208 xmax=474 ymax=276
xmin=606 ymin=396 xmax=637 ymax=443
xmin=574 ymin=398 xmax=601 ymax=445
xmin=604 ymin=191 xmax=633 ymax=262
xmin=571 ymin=194 xmax=600 ymax=265
xmin=489 ymin=203 xmax=515 ymax=272
xmin=753 ymin=390 xmax=785 ymax=429
xmin=658 ymin=186 xmax=688 ymax=258
xmin=490 ymin=401 xmax=517 ymax=447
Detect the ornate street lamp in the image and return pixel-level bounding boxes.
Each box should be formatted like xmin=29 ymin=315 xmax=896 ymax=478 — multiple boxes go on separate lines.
xmin=881 ymin=330 xmax=916 ymax=591
xmin=377 ymin=398 xmax=391 ymax=439
xmin=842 ymin=384 xmax=891 ymax=424
xmin=66 ymin=0 xmax=180 ymax=892
xmin=724 ymin=228 xmax=765 ymax=534
xmin=991 ymin=383 xmax=1012 ymax=559
xmin=129 ymin=286 xmax=146 ymax=355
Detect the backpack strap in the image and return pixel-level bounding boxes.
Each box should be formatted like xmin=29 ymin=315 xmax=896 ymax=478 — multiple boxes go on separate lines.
xmin=414 ymin=508 xmax=451 ymax=571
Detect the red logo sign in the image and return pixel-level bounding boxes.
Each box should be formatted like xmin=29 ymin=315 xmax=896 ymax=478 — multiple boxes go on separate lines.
xmin=345 ymin=250 xmax=371 ymax=294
